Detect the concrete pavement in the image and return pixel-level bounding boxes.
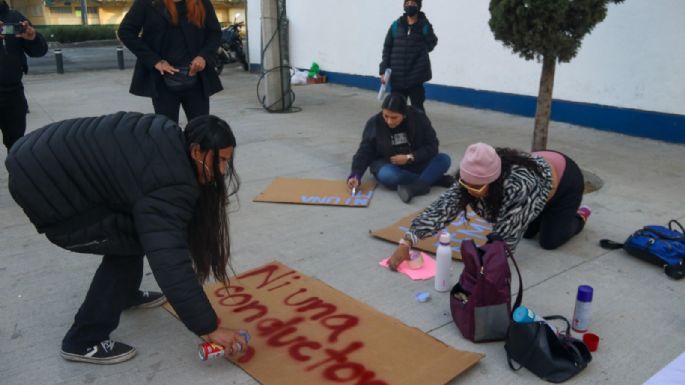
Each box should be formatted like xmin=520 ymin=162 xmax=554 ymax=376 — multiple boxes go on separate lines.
xmin=1 ymin=66 xmax=684 ymax=385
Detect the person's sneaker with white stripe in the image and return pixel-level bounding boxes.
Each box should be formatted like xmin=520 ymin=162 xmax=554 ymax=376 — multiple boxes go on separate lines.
xmin=127 ymin=290 xmax=166 ymax=309
xmin=60 ymin=340 xmax=136 ymax=364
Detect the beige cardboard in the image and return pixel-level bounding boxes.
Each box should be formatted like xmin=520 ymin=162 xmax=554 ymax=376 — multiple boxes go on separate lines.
xmin=370 ymin=210 xmax=492 ymax=260
xmin=164 ymin=261 xmax=483 ymax=385
xmin=253 ymin=177 xmax=377 ymax=207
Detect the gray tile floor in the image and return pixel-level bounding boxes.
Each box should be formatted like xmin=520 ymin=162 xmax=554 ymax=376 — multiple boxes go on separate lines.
xmin=1 ymin=67 xmax=683 ymax=385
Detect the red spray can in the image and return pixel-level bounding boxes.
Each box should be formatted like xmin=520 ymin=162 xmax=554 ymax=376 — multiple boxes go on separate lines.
xmin=198 ymin=342 xmax=225 ymax=361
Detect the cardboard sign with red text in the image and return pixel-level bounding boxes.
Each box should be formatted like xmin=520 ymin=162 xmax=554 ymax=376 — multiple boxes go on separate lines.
xmin=370 ymin=210 xmax=492 ymax=260
xmin=253 ymin=177 xmax=377 ymax=207
xmin=164 ymin=262 xmax=483 ymax=385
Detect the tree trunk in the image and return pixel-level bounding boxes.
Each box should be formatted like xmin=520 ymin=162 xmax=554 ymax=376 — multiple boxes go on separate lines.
xmin=532 ymin=55 xmax=556 ymax=151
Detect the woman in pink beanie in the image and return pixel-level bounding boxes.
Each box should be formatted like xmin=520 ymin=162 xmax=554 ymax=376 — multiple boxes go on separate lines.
xmin=389 ymin=143 xmax=591 ymax=270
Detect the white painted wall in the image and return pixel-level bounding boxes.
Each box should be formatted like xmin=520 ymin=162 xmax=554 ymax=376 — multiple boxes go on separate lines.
xmin=247 ymin=0 xmax=685 ymax=116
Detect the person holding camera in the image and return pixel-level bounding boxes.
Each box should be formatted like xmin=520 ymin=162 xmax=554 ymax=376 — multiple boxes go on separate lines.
xmin=0 ymin=0 xmax=47 ymax=151
xmin=379 ymin=0 xmax=437 ymax=113
xmin=118 ymin=0 xmax=223 ymax=123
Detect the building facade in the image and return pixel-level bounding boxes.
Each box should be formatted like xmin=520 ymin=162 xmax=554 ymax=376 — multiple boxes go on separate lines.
xmin=8 ymin=0 xmax=245 ymax=26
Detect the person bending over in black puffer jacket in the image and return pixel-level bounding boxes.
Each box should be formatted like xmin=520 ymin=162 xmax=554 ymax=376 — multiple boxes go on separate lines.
xmin=5 ymin=112 xmax=247 ymax=365
xmin=379 ymin=0 xmax=437 ymax=113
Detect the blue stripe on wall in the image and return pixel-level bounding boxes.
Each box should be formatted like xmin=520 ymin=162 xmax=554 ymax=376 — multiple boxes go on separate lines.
xmin=323 ymin=71 xmax=685 ymax=144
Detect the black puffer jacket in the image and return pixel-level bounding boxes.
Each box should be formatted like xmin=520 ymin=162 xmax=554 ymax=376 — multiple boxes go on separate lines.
xmin=379 ymin=12 xmax=437 ymax=90
xmin=5 ymin=112 xmax=217 ymax=336
xmin=351 ymin=107 xmax=439 ymax=178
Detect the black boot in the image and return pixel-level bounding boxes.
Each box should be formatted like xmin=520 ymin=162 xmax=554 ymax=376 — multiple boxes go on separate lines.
xmin=397 ymin=182 xmax=431 ymax=203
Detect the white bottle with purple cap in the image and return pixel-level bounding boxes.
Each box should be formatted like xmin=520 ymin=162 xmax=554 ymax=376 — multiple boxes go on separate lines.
xmin=572 ymin=285 xmax=593 ymax=333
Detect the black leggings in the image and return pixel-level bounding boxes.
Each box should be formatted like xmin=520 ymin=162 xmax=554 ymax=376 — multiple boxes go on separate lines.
xmin=393 ymin=85 xmax=426 ymax=113
xmin=152 ymin=81 xmax=209 ymax=123
xmin=524 ymin=154 xmax=585 ymax=250
xmin=0 ymin=88 xmax=28 ymax=150
xmin=62 ymin=254 xmax=144 ymax=350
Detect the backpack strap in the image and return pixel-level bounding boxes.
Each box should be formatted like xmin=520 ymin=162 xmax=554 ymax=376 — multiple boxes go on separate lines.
xmin=504 ymin=243 xmax=524 ymax=315
xmin=600 ymin=239 xmax=624 ymax=249
xmin=391 ymin=20 xmax=399 ymax=38
xmin=669 ymin=220 xmax=685 ymax=234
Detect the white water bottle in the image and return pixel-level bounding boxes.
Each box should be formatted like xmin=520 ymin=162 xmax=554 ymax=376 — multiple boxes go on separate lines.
xmin=434 ymin=231 xmax=452 ymax=292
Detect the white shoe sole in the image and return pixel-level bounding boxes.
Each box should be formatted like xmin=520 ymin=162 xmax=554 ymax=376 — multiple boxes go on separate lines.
xmin=60 ymin=348 xmax=137 ymax=365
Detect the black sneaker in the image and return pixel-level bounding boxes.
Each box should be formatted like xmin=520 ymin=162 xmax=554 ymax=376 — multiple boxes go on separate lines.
xmin=60 ymin=340 xmax=136 ymax=364
xmin=128 ymin=290 xmax=167 ymax=309
xmin=434 ymin=174 xmax=456 ymax=188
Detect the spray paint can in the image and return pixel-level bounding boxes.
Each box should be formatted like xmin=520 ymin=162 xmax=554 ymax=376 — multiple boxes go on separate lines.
xmin=198 ymin=342 xmax=225 ymax=361
xmin=572 ymin=285 xmax=594 ymax=333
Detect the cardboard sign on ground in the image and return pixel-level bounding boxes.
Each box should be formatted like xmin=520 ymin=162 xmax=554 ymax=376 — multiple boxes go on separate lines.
xmin=370 ymin=210 xmax=492 ymax=260
xmin=253 ymin=177 xmax=377 ymax=207
xmin=163 ymin=262 xmax=483 ymax=385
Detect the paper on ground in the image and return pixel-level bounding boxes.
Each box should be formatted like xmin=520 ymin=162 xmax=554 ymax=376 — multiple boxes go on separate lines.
xmin=379 ymin=252 xmax=436 ymax=280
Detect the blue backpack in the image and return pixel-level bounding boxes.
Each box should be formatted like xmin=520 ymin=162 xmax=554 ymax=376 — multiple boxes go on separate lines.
xmin=601 ymin=220 xmax=685 ymax=279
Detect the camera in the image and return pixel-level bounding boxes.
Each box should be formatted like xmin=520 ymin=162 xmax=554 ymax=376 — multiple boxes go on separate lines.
xmin=0 ymin=23 xmax=25 ymax=36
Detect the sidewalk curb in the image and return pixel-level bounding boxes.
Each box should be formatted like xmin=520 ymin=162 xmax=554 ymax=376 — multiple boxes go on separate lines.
xmin=48 ymin=39 xmax=122 ymax=49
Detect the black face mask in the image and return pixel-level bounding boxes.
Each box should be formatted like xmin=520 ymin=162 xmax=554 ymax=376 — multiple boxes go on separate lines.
xmin=0 ymin=1 xmax=9 ymax=14
xmin=404 ymin=5 xmax=419 ymax=17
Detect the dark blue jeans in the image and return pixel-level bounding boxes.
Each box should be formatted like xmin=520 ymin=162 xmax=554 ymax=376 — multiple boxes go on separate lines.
xmin=62 ymin=254 xmax=144 ymax=350
xmin=374 ymin=152 xmax=451 ymax=189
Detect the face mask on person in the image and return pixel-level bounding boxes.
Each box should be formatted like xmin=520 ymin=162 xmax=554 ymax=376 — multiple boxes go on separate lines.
xmin=0 ymin=1 xmax=10 ymax=14
xmin=404 ymin=5 xmax=419 ymax=17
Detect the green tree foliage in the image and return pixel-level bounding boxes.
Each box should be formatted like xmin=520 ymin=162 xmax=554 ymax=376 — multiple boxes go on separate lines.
xmin=489 ymin=0 xmax=623 ymax=150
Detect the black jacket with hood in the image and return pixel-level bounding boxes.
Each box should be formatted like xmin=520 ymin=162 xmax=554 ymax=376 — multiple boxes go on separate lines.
xmin=5 ymin=111 xmax=218 ymax=336
xmin=351 ymin=107 xmax=439 ymax=178
xmin=379 ymin=12 xmax=438 ymax=90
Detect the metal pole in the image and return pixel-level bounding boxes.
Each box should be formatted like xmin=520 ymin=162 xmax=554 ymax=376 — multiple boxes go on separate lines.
xmin=260 ymin=0 xmax=291 ymax=111
xmin=116 ymin=46 xmax=124 ymax=69
xmin=80 ymin=0 xmax=88 ymax=25
xmin=54 ymin=49 xmax=64 ymax=74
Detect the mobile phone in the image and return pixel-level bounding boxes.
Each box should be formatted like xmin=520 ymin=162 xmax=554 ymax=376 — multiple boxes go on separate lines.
xmin=0 ymin=23 xmax=25 ymax=36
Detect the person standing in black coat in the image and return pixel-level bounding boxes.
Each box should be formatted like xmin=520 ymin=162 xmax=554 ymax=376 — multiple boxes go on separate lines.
xmin=379 ymin=0 xmax=437 ymax=113
xmin=6 ymin=112 xmax=248 ymax=364
xmin=0 ymin=0 xmax=47 ymax=151
xmin=347 ymin=93 xmax=453 ymax=203
xmin=118 ymin=0 xmax=223 ymax=123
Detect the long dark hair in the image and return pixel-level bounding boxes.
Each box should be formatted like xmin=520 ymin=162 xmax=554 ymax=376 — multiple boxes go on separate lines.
xmin=164 ymin=0 xmax=206 ymax=28
xmin=455 ymin=147 xmax=544 ymax=222
xmin=184 ymin=115 xmax=240 ymax=285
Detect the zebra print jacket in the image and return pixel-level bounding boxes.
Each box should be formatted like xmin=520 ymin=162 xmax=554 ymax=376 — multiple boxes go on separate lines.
xmin=407 ymin=155 xmax=552 ymax=252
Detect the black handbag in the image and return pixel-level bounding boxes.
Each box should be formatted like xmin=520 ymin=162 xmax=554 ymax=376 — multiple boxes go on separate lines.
xmin=504 ymin=315 xmax=592 ymax=383
xmin=163 ymin=67 xmax=197 ymax=92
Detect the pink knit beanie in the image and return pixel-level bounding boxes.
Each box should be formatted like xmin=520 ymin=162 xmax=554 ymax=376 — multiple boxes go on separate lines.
xmin=459 ymin=143 xmax=502 ymax=185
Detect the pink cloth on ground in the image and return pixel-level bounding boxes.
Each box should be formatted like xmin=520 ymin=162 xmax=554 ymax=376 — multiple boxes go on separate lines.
xmin=534 ymin=150 xmax=566 ymax=179
xmin=379 ymin=252 xmax=436 ymax=280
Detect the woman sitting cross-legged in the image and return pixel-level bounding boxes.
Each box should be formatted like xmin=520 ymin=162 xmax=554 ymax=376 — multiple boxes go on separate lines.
xmin=347 ymin=93 xmax=454 ymax=203
xmin=388 ymin=142 xmax=592 ymax=270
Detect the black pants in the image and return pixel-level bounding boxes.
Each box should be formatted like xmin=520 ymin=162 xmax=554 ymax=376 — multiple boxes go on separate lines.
xmin=62 ymin=253 xmax=144 ymax=350
xmin=152 ymin=81 xmax=209 ymax=123
xmin=393 ymin=85 xmax=426 ymax=113
xmin=0 ymin=88 xmax=28 ymax=151
xmin=523 ymin=154 xmax=585 ymax=250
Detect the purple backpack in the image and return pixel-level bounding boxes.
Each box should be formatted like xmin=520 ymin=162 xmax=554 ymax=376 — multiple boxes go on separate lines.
xmin=450 ymin=235 xmax=522 ymax=342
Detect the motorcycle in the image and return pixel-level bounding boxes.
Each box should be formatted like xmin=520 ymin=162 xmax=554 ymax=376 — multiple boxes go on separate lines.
xmin=215 ymin=20 xmax=248 ymax=75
